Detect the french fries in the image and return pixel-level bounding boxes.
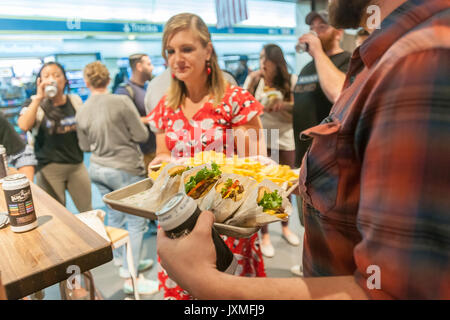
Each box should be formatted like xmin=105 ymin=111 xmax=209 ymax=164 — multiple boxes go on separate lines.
xmin=148 ymin=162 xmax=168 ymax=181
xmin=148 ymin=151 xmax=299 ymax=189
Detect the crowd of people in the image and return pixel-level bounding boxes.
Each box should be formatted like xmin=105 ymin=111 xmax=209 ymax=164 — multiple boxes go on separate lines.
xmin=1 ymin=0 xmax=448 ymax=300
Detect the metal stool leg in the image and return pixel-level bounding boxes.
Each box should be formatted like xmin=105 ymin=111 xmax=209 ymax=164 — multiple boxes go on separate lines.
xmin=126 ymin=237 xmax=140 ymax=300
xmin=83 ymin=271 xmax=96 ymax=300
xmin=59 ymin=281 xmax=68 ymax=300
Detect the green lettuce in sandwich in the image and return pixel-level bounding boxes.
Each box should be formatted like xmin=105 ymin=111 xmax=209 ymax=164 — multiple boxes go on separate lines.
xmin=184 ymin=162 xmax=222 ymax=199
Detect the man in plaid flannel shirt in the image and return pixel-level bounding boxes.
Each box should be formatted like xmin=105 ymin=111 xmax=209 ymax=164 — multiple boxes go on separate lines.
xmin=156 ymin=0 xmax=450 ymax=299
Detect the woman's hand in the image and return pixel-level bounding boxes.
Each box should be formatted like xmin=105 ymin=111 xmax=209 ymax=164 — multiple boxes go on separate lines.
xmin=148 ymin=153 xmax=172 ymax=168
xmin=150 ymin=133 xmax=174 ymax=169
xmin=35 ymin=77 xmax=54 ymax=100
xmin=298 ymin=32 xmax=323 ymax=59
xmin=265 ymin=97 xmax=284 ymax=112
xmin=141 ymin=116 xmax=151 ymax=125
xmin=18 ymin=78 xmax=51 ymax=131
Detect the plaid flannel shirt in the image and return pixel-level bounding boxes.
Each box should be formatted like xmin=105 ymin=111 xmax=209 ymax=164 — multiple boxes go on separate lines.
xmin=299 ymin=0 xmax=450 ymax=299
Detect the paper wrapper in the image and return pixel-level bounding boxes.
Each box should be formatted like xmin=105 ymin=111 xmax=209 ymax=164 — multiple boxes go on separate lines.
xmin=133 ymin=163 xmax=186 ymax=213
xmin=224 ymin=179 xmax=292 ymax=228
xmin=179 ymin=164 xmax=221 ymax=205
xmin=199 ymin=173 xmax=258 ymax=223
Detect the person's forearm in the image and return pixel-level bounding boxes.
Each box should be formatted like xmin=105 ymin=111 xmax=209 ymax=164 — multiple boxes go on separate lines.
xmin=190 ymin=271 xmax=368 ymax=300
xmin=156 ymin=151 xmax=172 ymax=159
xmin=314 ymin=51 xmax=346 ymax=104
xmin=141 ymin=116 xmax=149 ymax=124
xmin=18 ymin=165 xmax=35 ymax=182
xmin=155 ymin=133 xmax=171 ymax=157
xmin=281 ymin=101 xmax=294 ymax=111
xmin=18 ymin=97 xmax=41 ymax=131
xmin=234 ymin=118 xmax=266 ymax=158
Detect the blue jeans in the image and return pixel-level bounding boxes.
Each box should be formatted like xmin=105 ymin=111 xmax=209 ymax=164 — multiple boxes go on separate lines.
xmin=89 ymin=162 xmax=148 ymax=277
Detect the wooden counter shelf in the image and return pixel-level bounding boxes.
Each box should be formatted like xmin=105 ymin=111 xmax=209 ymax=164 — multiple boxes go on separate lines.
xmin=0 ymin=179 xmax=113 ymax=300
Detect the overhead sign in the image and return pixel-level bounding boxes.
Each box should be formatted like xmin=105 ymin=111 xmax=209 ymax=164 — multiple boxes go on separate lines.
xmin=0 ymin=17 xmax=295 ymax=36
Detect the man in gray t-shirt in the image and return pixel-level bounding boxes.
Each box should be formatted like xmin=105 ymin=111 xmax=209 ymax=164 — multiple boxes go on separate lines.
xmin=115 ymin=53 xmax=156 ymax=170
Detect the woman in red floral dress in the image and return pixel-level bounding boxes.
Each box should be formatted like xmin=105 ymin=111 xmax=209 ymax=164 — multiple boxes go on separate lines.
xmin=147 ymin=13 xmax=266 ymax=300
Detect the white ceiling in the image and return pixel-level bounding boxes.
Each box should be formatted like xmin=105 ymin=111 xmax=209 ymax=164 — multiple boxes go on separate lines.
xmin=0 ymin=0 xmax=297 ymax=27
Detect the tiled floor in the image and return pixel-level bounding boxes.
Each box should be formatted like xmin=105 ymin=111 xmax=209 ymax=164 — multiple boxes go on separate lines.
xmin=40 ymin=154 xmax=305 ymax=300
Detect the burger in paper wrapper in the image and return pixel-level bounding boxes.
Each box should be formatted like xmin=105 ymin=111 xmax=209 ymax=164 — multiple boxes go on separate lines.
xmin=167 ymin=165 xmax=191 ymax=178
xmin=141 ymin=163 xmax=191 ymax=212
xmin=180 ymin=162 xmax=222 ymax=201
xmin=260 ymin=88 xmax=283 ymax=106
xmin=224 ymin=179 xmax=292 ymax=228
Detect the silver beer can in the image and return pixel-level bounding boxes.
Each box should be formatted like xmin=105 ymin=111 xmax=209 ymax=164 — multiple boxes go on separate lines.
xmin=295 ymin=31 xmax=318 ymax=53
xmin=44 ymin=80 xmax=58 ymax=98
xmin=2 ymin=174 xmax=38 ymax=233
xmin=156 ymin=193 xmax=237 ymax=274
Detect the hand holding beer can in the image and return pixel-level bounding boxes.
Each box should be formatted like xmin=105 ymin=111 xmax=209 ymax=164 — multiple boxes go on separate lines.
xmin=156 ymin=193 xmax=238 ymax=274
xmin=295 ymin=30 xmax=318 ymax=53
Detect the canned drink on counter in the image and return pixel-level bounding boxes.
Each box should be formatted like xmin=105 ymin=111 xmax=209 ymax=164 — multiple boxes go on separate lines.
xmin=156 ymin=193 xmax=238 ymax=274
xmin=2 ymin=174 xmax=38 ymax=233
xmin=0 ymin=145 xmax=8 ymax=180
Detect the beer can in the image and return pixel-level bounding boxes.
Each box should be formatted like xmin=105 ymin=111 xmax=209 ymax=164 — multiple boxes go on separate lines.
xmin=0 ymin=145 xmax=8 ymax=180
xmin=295 ymin=31 xmax=318 ymax=53
xmin=44 ymin=80 xmax=58 ymax=98
xmin=295 ymin=42 xmax=309 ymax=53
xmin=156 ymin=193 xmax=238 ymax=274
xmin=2 ymin=174 xmax=38 ymax=233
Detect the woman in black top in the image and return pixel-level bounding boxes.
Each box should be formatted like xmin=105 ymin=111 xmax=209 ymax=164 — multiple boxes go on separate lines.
xmin=18 ymin=62 xmax=92 ymax=212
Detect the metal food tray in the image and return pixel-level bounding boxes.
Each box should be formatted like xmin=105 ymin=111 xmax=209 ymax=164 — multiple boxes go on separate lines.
xmin=103 ymin=178 xmax=260 ymax=238
xmin=103 ymin=178 xmax=158 ymax=220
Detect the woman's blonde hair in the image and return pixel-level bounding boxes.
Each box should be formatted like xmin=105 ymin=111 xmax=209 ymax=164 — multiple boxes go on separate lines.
xmin=84 ymin=61 xmax=110 ymax=89
xmin=162 ymin=13 xmax=226 ymax=109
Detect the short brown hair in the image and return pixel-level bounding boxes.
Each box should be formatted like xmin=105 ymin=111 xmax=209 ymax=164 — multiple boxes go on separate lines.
xmin=129 ymin=53 xmax=148 ymax=71
xmin=84 ymin=61 xmax=110 ymax=89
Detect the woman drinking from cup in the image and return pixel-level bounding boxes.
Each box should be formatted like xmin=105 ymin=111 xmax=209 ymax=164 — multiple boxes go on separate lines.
xmin=18 ymin=62 xmax=92 ymax=212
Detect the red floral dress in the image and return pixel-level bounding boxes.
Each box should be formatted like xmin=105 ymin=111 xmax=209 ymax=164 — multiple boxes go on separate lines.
xmin=148 ymin=85 xmax=267 ymax=300
xmin=148 ymin=85 xmax=265 ymax=158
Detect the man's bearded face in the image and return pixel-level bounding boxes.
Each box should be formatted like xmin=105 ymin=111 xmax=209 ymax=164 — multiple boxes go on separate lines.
xmin=328 ymin=0 xmax=372 ymax=29
xmin=319 ymin=27 xmax=339 ymax=53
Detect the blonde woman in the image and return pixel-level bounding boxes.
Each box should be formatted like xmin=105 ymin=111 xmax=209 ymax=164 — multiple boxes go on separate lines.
xmin=76 ymin=61 xmax=158 ymax=296
xmin=147 ymin=13 xmax=266 ymax=300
